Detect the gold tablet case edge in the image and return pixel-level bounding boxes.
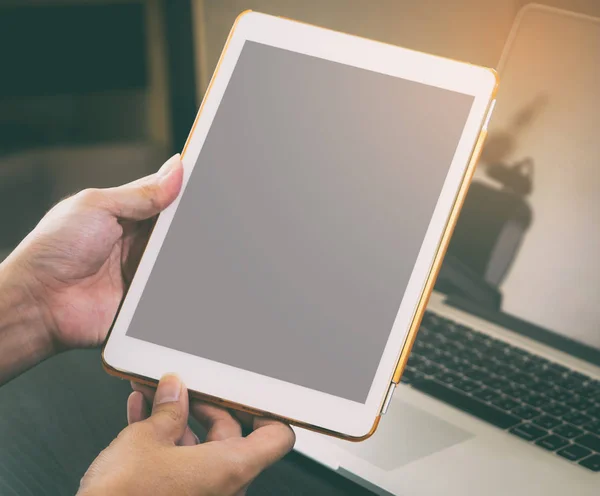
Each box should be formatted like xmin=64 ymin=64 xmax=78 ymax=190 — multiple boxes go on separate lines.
xmin=390 ymin=113 xmax=494 ymax=387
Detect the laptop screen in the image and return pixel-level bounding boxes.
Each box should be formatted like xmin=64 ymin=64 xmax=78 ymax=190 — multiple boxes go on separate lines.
xmin=444 ymin=9 xmax=600 ymax=353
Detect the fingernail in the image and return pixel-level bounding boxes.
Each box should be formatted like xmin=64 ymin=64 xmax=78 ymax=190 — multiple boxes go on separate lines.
xmin=155 ymin=374 xmax=182 ymax=405
xmin=157 ymin=154 xmax=180 ymax=179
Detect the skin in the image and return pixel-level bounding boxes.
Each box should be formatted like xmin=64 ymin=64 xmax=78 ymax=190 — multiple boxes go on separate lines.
xmin=0 ymin=155 xmax=295 ymax=495
xmin=79 ymin=374 xmax=295 ymax=496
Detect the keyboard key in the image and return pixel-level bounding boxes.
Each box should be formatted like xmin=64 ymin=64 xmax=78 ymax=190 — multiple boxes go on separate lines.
xmin=537 ymin=369 xmax=563 ymax=383
xmin=553 ymin=424 xmax=584 ymax=439
xmin=407 ymin=356 xmax=426 ymax=366
xmin=454 ymin=330 xmax=475 ymax=343
xmin=579 ymin=454 xmax=600 ymax=472
xmin=507 ymin=372 xmax=535 ymax=385
xmin=517 ymin=359 xmax=546 ymax=373
xmin=454 ymin=349 xmax=479 ymax=363
xmin=443 ymin=340 xmax=465 ymax=352
xmin=510 ymin=353 xmax=529 ymax=365
xmin=492 ymin=397 xmax=520 ymax=411
xmin=412 ymin=340 xmax=428 ymax=352
xmin=485 ymin=377 xmax=511 ymax=390
xmin=468 ymin=332 xmax=488 ymax=346
xmin=417 ymin=324 xmax=433 ymax=336
xmin=533 ymin=381 xmax=556 ymax=394
xmin=512 ymin=405 xmax=541 ymax=420
xmin=569 ymin=371 xmax=589 ymax=382
xmin=545 ymin=388 xmax=576 ymax=403
xmin=400 ymin=368 xmax=423 ymax=384
xmin=575 ymin=433 xmax=600 ymax=452
xmin=502 ymin=383 xmax=530 ymax=400
xmin=569 ymin=397 xmax=595 ymax=412
xmin=490 ymin=348 xmax=510 ymax=359
xmin=522 ymin=394 xmax=551 ymax=408
xmin=421 ymin=346 xmax=446 ymax=361
xmin=407 ymin=354 xmax=426 ymax=366
xmin=510 ymin=347 xmax=530 ymax=357
xmin=528 ymin=355 xmax=551 ymax=367
xmin=453 ymin=379 xmax=481 ymax=393
xmin=444 ymin=344 xmax=469 ymax=358
xmin=411 ymin=378 xmax=520 ymax=429
xmin=432 ymin=335 xmax=451 ymax=347
xmin=436 ymin=325 xmax=457 ymax=339
xmin=419 ymin=362 xmax=444 ymax=376
xmin=465 ymin=368 xmax=492 ymax=383
xmin=489 ymin=363 xmax=515 ymax=377
xmin=482 ymin=336 xmax=500 ymax=348
xmin=554 ymin=374 xmax=586 ymax=390
xmin=438 ymin=372 xmax=461 ymax=385
xmin=535 ymin=435 xmax=569 ymax=451
xmin=574 ymin=385 xmax=599 ymax=398
xmin=422 ymin=311 xmax=435 ymax=321
xmin=469 ymin=355 xmax=491 ymax=369
xmin=490 ymin=340 xmax=511 ymax=353
xmin=473 ymin=388 xmax=501 ymax=402
xmin=585 ymin=405 xmax=600 ymax=419
xmin=557 ymin=444 xmax=592 ymax=461
xmin=444 ymin=359 xmax=472 ymax=375
xmin=435 ymin=352 xmax=456 ymax=367
xmin=470 ymin=340 xmax=493 ymax=354
xmin=548 ymin=363 xmax=570 ymax=374
xmin=542 ymin=403 xmax=571 ymax=418
xmin=563 ymin=411 xmax=592 ymax=426
xmin=457 ymin=326 xmax=479 ymax=341
xmin=579 ymin=380 xmax=600 ymax=397
xmin=409 ymin=352 xmax=427 ymax=363
xmin=510 ymin=423 xmax=547 ymax=441
xmin=584 ymin=420 xmax=600 ymax=436
xmin=533 ymin=415 xmax=562 ymax=430
xmin=499 ymin=344 xmax=520 ymax=355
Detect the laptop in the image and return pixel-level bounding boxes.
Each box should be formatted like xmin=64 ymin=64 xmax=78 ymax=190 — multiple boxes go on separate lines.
xmin=293 ymin=5 xmax=600 ymax=494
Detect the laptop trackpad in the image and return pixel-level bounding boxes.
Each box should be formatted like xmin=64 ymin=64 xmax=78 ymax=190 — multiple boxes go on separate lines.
xmin=333 ymin=398 xmax=473 ymax=470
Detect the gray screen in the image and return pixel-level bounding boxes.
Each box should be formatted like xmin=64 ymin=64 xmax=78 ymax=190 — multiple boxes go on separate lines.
xmin=127 ymin=42 xmax=474 ymax=403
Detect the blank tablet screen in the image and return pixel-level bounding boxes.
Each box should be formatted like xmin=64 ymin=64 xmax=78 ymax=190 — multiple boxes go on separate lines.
xmin=126 ymin=41 xmax=474 ymax=403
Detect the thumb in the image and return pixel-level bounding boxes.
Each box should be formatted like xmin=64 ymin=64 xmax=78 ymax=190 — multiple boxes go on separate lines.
xmin=144 ymin=374 xmax=189 ymax=444
xmin=103 ymin=154 xmax=184 ymax=220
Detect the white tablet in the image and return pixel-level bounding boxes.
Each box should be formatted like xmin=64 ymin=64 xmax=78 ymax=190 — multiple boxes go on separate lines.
xmin=103 ymin=11 xmax=497 ymax=440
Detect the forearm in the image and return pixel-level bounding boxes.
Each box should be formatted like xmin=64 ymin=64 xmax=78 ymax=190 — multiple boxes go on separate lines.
xmin=0 ymin=256 xmax=55 ymax=385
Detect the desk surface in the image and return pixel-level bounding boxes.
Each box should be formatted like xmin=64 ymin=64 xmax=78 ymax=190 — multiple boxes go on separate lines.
xmin=252 ymin=451 xmax=375 ymax=495
xmin=0 ymin=349 xmax=375 ymax=495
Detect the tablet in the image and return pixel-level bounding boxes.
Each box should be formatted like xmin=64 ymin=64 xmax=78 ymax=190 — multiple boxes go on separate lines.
xmin=102 ymin=11 xmax=497 ymax=440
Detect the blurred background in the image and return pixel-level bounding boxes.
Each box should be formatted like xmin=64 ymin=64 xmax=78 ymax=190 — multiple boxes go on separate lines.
xmin=1 ymin=0 xmax=599 ymax=265
xmin=1 ymin=3 xmax=599 ymax=493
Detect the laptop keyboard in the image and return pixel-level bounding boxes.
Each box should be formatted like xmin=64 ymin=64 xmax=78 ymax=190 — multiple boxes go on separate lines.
xmin=403 ymin=310 xmax=600 ymax=472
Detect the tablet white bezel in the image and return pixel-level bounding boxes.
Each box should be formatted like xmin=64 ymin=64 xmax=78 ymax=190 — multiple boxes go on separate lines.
xmin=103 ymin=11 xmax=497 ymax=438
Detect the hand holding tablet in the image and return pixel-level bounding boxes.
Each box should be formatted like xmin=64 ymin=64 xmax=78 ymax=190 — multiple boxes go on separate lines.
xmin=102 ymin=11 xmax=497 ymax=439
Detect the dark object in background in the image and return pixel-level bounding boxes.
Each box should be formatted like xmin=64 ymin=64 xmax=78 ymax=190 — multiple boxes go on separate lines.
xmin=437 ymin=159 xmax=534 ymax=310
xmin=0 ymin=2 xmax=152 ymax=253
xmin=435 ymin=255 xmax=502 ymax=310
xmin=487 ymin=157 xmax=534 ymax=196
xmin=0 ymin=157 xmax=53 ymax=251
xmin=162 ymin=0 xmax=199 ymax=154
xmin=0 ymin=4 xmax=147 ymax=97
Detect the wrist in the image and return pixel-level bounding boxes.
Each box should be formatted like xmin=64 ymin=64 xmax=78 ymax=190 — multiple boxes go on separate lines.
xmin=0 ymin=255 xmax=58 ymax=383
